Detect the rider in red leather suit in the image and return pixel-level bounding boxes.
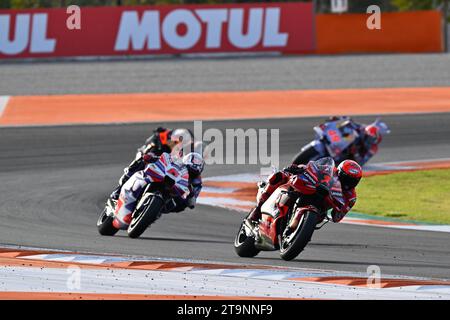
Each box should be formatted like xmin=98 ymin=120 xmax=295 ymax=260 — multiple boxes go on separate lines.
xmin=248 ymin=160 xmax=362 ymax=223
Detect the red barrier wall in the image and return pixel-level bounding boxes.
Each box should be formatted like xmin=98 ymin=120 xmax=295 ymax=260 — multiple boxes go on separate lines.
xmin=0 ymin=5 xmax=443 ymax=59
xmin=316 ymin=10 xmax=443 ymax=54
xmin=0 ymin=3 xmax=314 ymax=59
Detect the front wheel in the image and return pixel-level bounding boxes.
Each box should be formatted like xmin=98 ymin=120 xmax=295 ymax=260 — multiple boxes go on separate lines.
xmin=127 ymin=195 xmax=164 ymax=239
xmin=97 ymin=208 xmax=118 ymax=236
xmin=234 ymin=220 xmax=260 ymax=258
xmin=279 ymin=211 xmax=317 ymax=261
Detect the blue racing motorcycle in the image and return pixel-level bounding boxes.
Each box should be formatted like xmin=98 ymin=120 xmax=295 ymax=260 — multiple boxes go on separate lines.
xmin=292 ymin=117 xmax=389 ymax=165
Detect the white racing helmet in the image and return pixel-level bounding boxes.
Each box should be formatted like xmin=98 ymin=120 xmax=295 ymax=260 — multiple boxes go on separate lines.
xmin=182 ymin=152 xmax=205 ymax=175
xmin=170 ymin=128 xmax=193 ymax=145
xmin=169 ymin=128 xmax=194 ymax=160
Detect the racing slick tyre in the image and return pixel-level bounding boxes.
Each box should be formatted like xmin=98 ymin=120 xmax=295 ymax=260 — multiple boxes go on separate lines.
xmin=97 ymin=208 xmax=119 ymax=236
xmin=127 ymin=196 xmax=164 ymax=239
xmin=280 ymin=211 xmax=317 ymax=261
xmin=292 ymin=146 xmax=320 ymax=165
xmin=234 ymin=221 xmax=261 ymax=258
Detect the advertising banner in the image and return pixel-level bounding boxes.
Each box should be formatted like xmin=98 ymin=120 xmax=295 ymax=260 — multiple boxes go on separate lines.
xmin=0 ymin=2 xmax=315 ymax=59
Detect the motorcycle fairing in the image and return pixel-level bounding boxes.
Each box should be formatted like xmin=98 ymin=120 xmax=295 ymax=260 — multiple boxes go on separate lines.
xmin=258 ymin=185 xmax=292 ymax=249
xmin=260 ymin=188 xmax=283 ymax=218
xmin=314 ymin=120 xmax=358 ymax=159
xmin=144 ymin=153 xmax=191 ymax=199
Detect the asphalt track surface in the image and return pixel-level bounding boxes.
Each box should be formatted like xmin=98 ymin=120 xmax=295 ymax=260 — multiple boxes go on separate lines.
xmin=1 ymin=53 xmax=450 ymax=281
xmin=1 ymin=114 xmax=450 ymax=280
xmin=1 ymin=53 xmax=450 ymax=95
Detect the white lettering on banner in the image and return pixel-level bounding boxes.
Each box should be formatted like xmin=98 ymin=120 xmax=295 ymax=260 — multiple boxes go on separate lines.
xmin=30 ymin=14 xmax=56 ymax=53
xmin=263 ymin=8 xmax=288 ymax=47
xmin=0 ymin=13 xmax=55 ymax=55
xmin=114 ymin=7 xmax=289 ymax=51
xmin=115 ymin=11 xmax=161 ymax=51
xmin=162 ymin=9 xmax=201 ymax=50
xmin=0 ymin=14 xmax=30 ymax=55
xmin=228 ymin=8 xmax=263 ymax=49
xmin=196 ymin=9 xmax=227 ymax=49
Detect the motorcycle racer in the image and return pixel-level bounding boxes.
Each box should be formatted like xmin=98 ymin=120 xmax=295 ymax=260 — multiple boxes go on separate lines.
xmin=164 ymin=152 xmax=204 ymax=213
xmin=349 ymin=122 xmax=384 ymax=166
xmin=331 ymin=116 xmax=388 ymax=166
xmin=112 ymin=152 xmax=205 ymax=230
xmin=109 ymin=127 xmax=194 ymax=201
xmin=247 ymin=159 xmax=362 ymax=224
xmin=292 ymin=116 xmax=390 ymax=166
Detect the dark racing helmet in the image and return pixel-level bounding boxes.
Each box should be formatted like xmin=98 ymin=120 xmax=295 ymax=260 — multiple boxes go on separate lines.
xmin=337 ymin=160 xmax=362 ymax=189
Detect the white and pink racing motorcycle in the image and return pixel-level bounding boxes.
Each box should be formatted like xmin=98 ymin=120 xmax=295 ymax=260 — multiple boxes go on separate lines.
xmin=97 ymin=153 xmax=191 ymax=238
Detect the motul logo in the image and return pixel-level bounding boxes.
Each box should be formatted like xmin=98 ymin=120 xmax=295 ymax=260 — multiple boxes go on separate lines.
xmin=0 ymin=13 xmax=56 ymax=55
xmin=114 ymin=8 xmax=289 ymax=51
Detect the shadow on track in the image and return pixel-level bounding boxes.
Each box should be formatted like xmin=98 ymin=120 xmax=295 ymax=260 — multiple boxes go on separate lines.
xmin=115 ymin=235 xmax=228 ymax=244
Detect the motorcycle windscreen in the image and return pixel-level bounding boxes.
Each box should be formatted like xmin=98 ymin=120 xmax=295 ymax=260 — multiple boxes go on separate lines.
xmin=311 ymin=157 xmax=335 ymax=184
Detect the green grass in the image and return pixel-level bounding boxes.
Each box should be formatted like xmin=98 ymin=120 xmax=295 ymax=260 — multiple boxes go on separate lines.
xmin=353 ymin=169 xmax=450 ymax=224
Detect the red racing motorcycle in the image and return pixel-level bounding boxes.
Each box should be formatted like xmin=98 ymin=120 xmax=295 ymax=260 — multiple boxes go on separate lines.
xmin=234 ymin=157 xmax=345 ymax=261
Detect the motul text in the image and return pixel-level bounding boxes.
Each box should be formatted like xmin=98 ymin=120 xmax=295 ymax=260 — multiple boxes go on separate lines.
xmin=0 ymin=3 xmax=314 ymax=59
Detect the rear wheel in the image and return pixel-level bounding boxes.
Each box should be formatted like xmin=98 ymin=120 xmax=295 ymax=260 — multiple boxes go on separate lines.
xmin=97 ymin=208 xmax=118 ymax=236
xmin=292 ymin=146 xmax=320 ymax=165
xmin=127 ymin=196 xmax=164 ymax=239
xmin=234 ymin=220 xmax=260 ymax=258
xmin=279 ymin=211 xmax=317 ymax=261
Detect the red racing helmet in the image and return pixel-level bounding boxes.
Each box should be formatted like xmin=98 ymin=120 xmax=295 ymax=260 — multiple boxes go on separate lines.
xmin=364 ymin=125 xmax=382 ymax=145
xmin=337 ymin=160 xmax=362 ymax=189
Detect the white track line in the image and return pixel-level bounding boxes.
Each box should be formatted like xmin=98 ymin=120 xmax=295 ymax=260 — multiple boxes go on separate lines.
xmin=2 ymin=246 xmax=450 ymax=299
xmin=0 ymin=96 xmax=10 ymax=117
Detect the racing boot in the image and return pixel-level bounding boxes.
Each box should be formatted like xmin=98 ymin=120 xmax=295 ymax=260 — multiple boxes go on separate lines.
xmin=247 ymin=191 xmax=270 ymax=222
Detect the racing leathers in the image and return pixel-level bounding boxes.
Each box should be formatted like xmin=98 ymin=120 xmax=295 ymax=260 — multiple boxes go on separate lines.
xmin=247 ymin=164 xmax=357 ymax=224
xmin=112 ymin=153 xmax=203 ymax=230
xmin=110 ymin=127 xmax=174 ymax=200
